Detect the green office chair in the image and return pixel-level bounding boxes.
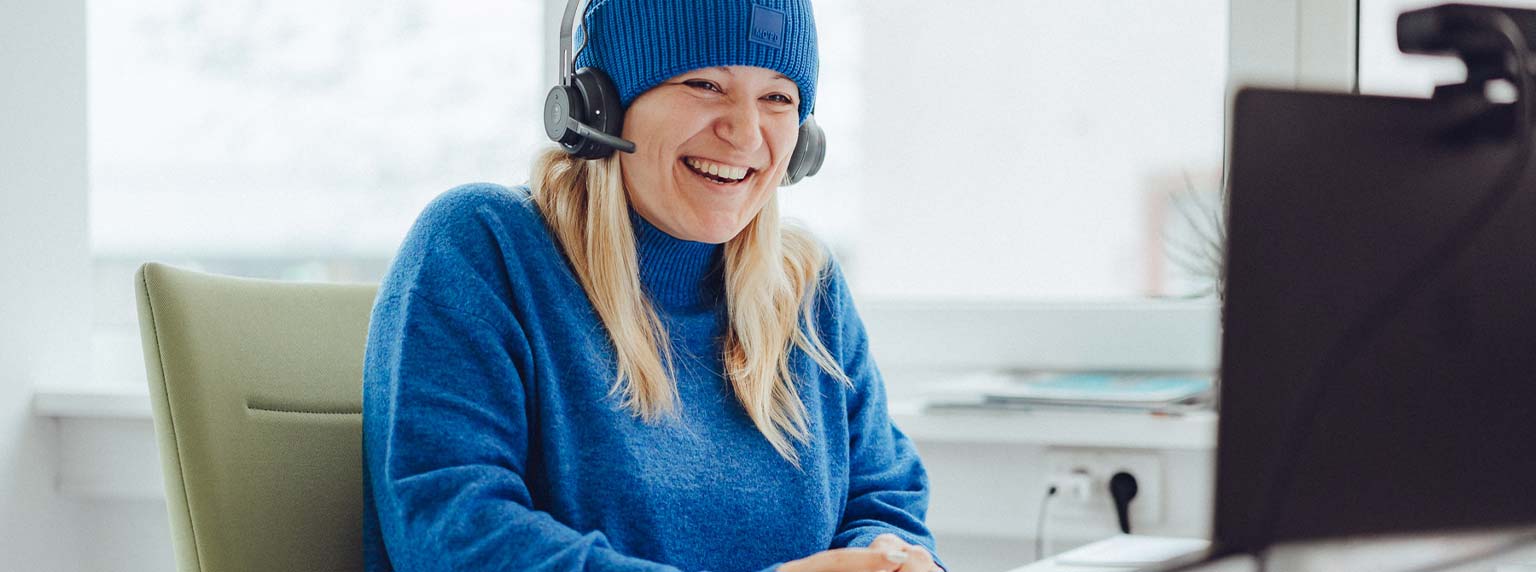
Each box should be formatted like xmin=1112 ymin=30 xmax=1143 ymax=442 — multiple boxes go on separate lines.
xmin=135 ymin=263 xmax=377 ymax=572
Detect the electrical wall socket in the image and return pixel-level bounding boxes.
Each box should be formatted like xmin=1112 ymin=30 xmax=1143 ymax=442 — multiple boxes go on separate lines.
xmin=1044 ymin=447 xmax=1164 ymax=533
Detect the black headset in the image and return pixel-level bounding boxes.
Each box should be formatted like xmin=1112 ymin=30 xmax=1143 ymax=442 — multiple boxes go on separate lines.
xmin=542 ymin=0 xmax=826 ymax=186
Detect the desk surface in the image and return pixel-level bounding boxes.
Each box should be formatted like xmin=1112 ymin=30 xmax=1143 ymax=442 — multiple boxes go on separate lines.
xmin=1005 ymin=530 xmax=1536 ymax=572
xmin=1005 ymin=536 xmax=1213 ymax=572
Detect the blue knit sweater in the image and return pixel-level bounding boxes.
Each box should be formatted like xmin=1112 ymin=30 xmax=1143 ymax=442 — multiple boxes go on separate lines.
xmin=362 ymin=183 xmax=940 ymax=572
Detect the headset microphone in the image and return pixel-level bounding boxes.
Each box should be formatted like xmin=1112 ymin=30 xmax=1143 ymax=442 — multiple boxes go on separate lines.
xmin=571 ymin=121 xmax=636 ymax=154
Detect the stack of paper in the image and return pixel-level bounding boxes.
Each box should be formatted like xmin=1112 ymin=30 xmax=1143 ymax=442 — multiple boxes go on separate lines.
xmin=979 ymin=373 xmax=1213 ymax=411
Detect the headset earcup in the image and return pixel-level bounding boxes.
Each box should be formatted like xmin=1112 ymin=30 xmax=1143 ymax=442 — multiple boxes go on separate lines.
xmin=783 ymin=115 xmax=827 ymax=186
xmin=568 ymin=67 xmax=626 ymax=159
xmin=544 ymin=85 xmax=583 ymax=147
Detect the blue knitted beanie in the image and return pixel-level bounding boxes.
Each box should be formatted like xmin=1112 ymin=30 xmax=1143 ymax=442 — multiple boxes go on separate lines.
xmin=573 ymin=0 xmax=819 ymax=123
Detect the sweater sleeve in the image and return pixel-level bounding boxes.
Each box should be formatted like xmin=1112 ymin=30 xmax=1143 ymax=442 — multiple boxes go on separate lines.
xmin=821 ymin=261 xmax=947 ymax=571
xmin=361 ymin=186 xmax=718 ymax=572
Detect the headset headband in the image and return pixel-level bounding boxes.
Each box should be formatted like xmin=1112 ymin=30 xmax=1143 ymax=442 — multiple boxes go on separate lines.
xmin=558 ymin=0 xmax=583 ymax=87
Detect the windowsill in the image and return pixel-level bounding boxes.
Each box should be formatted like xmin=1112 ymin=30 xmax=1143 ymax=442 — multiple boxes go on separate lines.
xmin=32 ymin=382 xmax=1217 ymax=451
xmin=32 ymin=384 xmax=152 ymax=419
xmin=890 ymin=400 xmax=1216 ymax=450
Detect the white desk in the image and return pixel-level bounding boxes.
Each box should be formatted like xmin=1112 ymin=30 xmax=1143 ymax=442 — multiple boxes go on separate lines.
xmin=1005 ymin=530 xmax=1536 ymax=572
xmin=1005 ymin=536 xmax=1212 ymax=572
xmin=1006 ymin=554 xmax=1253 ymax=572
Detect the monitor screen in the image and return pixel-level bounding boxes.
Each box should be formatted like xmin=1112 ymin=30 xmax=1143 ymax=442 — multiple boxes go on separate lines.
xmin=1217 ymin=87 xmax=1536 ymax=555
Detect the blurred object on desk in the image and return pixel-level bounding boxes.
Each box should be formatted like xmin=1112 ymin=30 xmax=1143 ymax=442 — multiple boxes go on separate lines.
xmin=1054 ymin=534 xmax=1211 ymax=568
xmin=918 ymin=371 xmax=1214 ymax=414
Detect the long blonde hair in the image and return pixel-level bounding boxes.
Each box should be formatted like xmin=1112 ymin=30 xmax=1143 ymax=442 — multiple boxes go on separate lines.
xmin=530 ymin=147 xmax=851 ymax=467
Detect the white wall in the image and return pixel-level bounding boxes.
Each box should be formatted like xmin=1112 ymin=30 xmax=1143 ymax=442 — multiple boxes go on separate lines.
xmin=0 ymin=0 xmax=91 ymax=570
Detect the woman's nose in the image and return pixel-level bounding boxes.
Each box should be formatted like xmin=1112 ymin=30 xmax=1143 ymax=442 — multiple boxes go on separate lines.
xmin=715 ymin=98 xmax=764 ymax=152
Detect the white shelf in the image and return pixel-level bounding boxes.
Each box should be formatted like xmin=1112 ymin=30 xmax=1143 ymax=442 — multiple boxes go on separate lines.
xmin=33 ymin=385 xmax=1216 ymax=451
xmin=891 ymin=400 xmax=1215 ymax=450
xmin=32 ymin=385 xmax=152 ymax=419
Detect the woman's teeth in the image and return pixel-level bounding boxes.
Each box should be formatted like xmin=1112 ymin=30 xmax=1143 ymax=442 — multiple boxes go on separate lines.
xmin=684 ymin=157 xmax=752 ymax=183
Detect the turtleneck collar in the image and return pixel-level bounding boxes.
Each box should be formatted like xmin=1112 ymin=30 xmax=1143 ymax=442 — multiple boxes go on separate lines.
xmin=629 ymin=207 xmax=725 ymax=311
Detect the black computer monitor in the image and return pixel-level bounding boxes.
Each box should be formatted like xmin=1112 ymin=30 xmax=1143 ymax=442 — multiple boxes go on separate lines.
xmin=1215 ymin=86 xmax=1536 ymax=556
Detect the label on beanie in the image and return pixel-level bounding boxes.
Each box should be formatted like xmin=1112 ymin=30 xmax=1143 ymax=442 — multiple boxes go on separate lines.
xmin=749 ymin=4 xmax=787 ymax=50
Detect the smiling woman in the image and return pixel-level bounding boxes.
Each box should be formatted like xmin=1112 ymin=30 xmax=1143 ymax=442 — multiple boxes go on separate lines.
xmin=360 ymin=1 xmax=945 ymax=572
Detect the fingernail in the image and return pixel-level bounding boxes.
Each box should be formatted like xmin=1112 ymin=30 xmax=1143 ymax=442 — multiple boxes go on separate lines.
xmin=885 ymin=550 xmax=909 ymax=564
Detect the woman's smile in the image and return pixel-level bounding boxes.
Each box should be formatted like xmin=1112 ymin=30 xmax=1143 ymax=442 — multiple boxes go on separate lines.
xmin=678 ymin=156 xmax=758 ymax=190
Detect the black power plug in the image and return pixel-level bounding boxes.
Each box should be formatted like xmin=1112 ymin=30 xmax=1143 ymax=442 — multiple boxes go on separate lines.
xmin=1109 ymin=472 xmax=1139 ymax=534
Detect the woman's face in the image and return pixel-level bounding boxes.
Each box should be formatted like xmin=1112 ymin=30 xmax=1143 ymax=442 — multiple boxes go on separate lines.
xmin=619 ymin=65 xmax=803 ymax=244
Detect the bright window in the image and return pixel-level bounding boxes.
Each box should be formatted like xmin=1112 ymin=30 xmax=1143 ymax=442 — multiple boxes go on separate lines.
xmin=840 ymin=0 xmax=1228 ymax=301
xmin=88 ymin=0 xmax=546 ymax=385
xmin=87 ymin=0 xmax=1228 ymax=386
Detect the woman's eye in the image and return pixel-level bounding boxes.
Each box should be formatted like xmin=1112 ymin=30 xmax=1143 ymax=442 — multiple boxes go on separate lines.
xmin=684 ymin=80 xmax=722 ymax=93
xmin=765 ymin=94 xmax=794 ymax=105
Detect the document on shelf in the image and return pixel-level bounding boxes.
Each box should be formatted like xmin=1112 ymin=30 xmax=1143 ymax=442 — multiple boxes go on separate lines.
xmin=984 ymin=373 xmax=1212 ymax=405
xmin=918 ymin=371 xmax=1214 ymax=414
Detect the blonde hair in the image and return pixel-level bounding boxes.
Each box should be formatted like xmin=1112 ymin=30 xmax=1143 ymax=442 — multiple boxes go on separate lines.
xmin=530 ymin=147 xmax=852 ymax=467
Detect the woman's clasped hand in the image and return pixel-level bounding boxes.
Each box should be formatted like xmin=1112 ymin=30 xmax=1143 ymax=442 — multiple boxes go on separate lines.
xmin=779 ymin=534 xmax=942 ymax=572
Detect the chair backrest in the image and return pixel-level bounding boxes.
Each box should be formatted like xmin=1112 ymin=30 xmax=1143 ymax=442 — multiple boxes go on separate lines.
xmin=135 ymin=262 xmax=378 ymax=572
